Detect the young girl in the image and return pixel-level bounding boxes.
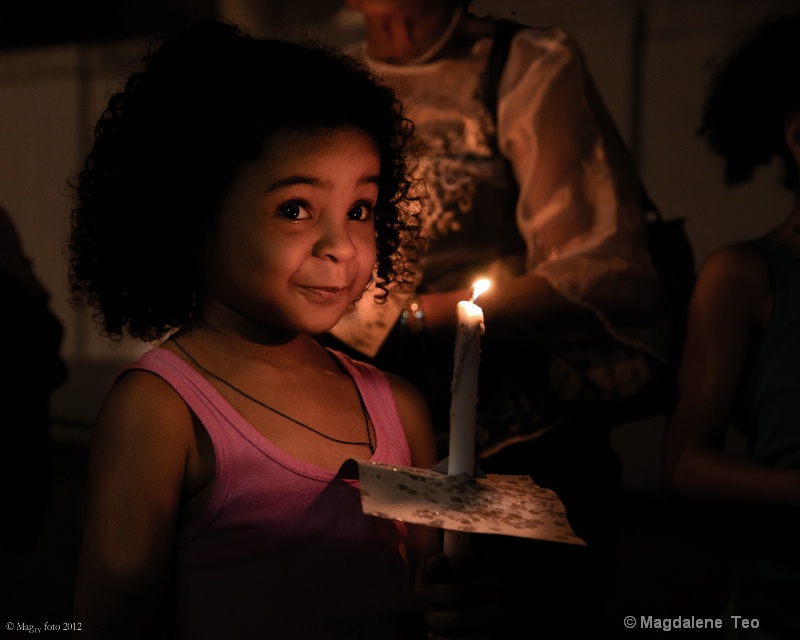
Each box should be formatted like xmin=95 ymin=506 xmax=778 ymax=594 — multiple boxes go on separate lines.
xmin=68 ymin=21 xmax=492 ymax=639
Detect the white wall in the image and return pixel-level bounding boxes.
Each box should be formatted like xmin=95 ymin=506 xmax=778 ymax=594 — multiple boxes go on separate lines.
xmin=0 ymin=39 xmax=152 ymax=425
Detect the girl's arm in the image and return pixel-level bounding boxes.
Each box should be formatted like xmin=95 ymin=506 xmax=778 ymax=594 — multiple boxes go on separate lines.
xmin=73 ymin=371 xmax=198 ymax=638
xmin=663 ymin=243 xmax=800 ymax=507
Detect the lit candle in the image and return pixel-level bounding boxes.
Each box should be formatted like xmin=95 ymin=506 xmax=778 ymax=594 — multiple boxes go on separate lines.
xmin=444 ymin=279 xmax=489 ymax=556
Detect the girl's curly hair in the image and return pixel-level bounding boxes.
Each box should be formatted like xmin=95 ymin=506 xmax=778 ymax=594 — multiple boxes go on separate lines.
xmin=697 ymin=14 xmax=800 ymax=191
xmin=67 ymin=20 xmax=424 ymax=342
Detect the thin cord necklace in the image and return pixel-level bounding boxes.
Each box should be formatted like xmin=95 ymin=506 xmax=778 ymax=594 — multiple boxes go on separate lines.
xmin=172 ymin=338 xmax=374 ymax=454
xmin=365 ymin=4 xmax=464 ymax=66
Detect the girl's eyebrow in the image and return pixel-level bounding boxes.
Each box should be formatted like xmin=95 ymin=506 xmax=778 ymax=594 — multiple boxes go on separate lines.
xmin=265 ymin=174 xmax=380 ymax=193
xmin=266 ymin=176 xmax=316 ymax=192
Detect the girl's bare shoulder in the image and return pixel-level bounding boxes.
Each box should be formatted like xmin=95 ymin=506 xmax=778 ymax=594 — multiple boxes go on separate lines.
xmin=90 ymin=367 xmax=198 ymax=467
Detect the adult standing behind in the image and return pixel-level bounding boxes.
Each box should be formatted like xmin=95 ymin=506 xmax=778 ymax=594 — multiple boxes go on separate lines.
xmin=663 ymin=14 xmax=800 ymax=640
xmin=321 ymin=0 xmax=677 ymax=635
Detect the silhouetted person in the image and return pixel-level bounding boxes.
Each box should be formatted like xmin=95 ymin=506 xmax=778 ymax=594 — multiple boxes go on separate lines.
xmin=0 ymin=204 xmax=66 ymax=555
xmin=664 ymin=14 xmax=800 ymax=640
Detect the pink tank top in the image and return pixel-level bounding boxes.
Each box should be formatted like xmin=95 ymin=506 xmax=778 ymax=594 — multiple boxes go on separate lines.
xmin=123 ymin=347 xmax=425 ymax=639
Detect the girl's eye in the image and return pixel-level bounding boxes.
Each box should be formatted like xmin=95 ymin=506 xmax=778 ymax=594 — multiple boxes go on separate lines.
xmin=348 ymin=203 xmax=374 ymax=221
xmin=276 ymin=201 xmax=310 ymax=220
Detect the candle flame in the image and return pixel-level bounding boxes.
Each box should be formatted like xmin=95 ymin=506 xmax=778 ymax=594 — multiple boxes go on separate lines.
xmin=470 ymin=278 xmax=491 ymax=303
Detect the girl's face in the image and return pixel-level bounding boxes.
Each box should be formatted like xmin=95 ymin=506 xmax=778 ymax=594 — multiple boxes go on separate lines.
xmin=203 ymin=126 xmax=380 ymax=336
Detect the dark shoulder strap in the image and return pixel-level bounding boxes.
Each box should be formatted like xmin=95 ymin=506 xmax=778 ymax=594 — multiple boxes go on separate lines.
xmin=482 ymin=19 xmax=524 ymax=117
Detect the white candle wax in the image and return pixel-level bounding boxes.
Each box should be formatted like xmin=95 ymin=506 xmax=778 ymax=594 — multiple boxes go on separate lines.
xmin=447 ymin=300 xmax=484 ymax=477
xmin=444 ymin=280 xmax=488 ymax=556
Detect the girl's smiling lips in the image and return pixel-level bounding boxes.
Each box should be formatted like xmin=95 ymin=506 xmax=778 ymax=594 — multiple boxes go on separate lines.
xmin=299 ymin=284 xmax=351 ymax=301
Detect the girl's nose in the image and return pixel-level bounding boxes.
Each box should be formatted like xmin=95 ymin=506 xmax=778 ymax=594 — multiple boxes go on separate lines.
xmin=312 ymin=220 xmax=358 ymax=262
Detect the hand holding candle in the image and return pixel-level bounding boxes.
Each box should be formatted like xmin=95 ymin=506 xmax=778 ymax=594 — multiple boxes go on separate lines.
xmin=444 ymin=279 xmax=489 ymax=555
